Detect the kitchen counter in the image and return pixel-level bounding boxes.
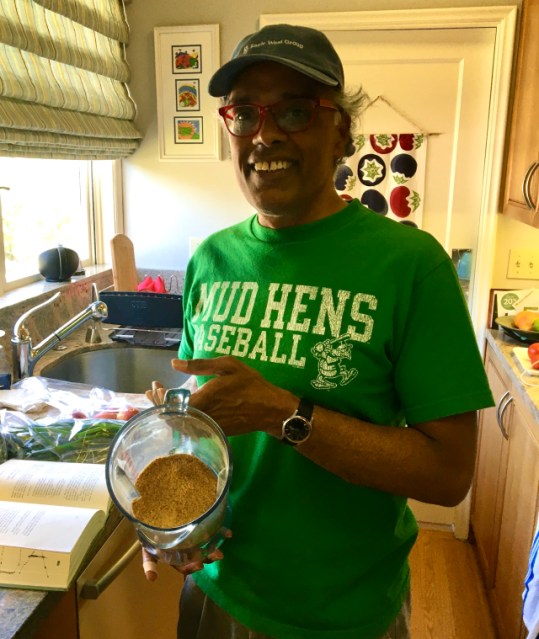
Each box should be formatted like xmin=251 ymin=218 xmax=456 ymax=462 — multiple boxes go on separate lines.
xmin=485 ymin=328 xmax=539 ymax=423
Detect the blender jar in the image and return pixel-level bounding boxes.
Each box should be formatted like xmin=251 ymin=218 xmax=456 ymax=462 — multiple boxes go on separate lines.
xmin=105 ymin=388 xmax=232 ymax=565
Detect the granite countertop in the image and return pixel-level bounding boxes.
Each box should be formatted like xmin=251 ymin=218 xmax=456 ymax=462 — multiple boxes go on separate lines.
xmin=485 ymin=328 xmax=539 ymax=422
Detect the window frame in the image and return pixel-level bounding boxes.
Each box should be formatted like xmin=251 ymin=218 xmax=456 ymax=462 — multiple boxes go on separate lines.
xmin=0 ymin=159 xmax=122 ymax=295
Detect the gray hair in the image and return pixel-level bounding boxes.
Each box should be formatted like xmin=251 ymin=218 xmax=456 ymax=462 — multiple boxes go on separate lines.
xmin=332 ymin=85 xmax=369 ymax=162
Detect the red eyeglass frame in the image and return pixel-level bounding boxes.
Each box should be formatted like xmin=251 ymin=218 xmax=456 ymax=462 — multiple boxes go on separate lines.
xmin=218 ymin=98 xmax=340 ymax=137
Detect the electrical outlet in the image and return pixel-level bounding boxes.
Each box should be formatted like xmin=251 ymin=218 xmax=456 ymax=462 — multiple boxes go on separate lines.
xmin=507 ymin=249 xmax=539 ymax=279
xmin=189 ymin=237 xmax=204 ymax=257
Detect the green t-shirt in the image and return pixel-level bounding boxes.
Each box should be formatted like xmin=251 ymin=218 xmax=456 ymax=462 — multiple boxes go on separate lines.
xmin=179 ymin=200 xmax=494 ymax=639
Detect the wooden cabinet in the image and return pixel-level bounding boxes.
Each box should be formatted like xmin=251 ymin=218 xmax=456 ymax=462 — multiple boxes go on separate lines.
xmin=471 ymin=343 xmax=539 ymax=638
xmin=472 ymin=349 xmax=511 ymax=586
xmin=502 ymin=0 xmax=539 ymax=227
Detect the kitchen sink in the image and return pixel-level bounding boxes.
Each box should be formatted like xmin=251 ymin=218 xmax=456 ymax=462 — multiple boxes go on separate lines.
xmin=41 ymin=346 xmax=190 ymax=394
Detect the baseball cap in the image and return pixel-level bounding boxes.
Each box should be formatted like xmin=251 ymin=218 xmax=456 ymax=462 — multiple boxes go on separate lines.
xmin=208 ymin=24 xmax=344 ymax=97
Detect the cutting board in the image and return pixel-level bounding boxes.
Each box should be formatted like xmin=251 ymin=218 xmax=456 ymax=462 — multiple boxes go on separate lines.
xmin=512 ymin=347 xmax=539 ymax=377
xmin=110 ymin=234 xmax=138 ymax=291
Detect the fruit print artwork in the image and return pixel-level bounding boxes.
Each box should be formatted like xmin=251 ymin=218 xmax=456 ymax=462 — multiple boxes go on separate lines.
xmin=335 ymin=132 xmax=426 ymax=227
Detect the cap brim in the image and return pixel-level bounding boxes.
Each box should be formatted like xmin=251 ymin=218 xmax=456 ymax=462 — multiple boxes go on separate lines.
xmin=208 ymin=54 xmax=340 ymax=97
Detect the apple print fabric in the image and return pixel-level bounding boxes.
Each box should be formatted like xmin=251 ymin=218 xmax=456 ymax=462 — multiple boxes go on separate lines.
xmin=335 ymin=133 xmax=427 ymax=227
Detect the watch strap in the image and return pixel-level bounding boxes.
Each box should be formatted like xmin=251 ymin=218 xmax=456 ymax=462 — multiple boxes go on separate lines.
xmin=296 ymin=397 xmax=314 ymax=421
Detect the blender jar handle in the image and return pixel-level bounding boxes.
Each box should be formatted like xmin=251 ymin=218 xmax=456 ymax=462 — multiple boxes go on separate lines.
xmin=164 ymin=387 xmax=191 ymax=413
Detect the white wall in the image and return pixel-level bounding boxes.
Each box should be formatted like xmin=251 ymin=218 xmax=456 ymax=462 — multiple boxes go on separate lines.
xmin=123 ymin=0 xmax=537 ymax=287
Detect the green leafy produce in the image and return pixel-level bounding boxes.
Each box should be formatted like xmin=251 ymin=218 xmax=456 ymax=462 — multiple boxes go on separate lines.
xmin=1 ymin=417 xmax=124 ymax=464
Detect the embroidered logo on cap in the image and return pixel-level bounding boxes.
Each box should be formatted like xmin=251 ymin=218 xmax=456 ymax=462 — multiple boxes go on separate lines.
xmin=242 ymin=39 xmax=304 ymax=55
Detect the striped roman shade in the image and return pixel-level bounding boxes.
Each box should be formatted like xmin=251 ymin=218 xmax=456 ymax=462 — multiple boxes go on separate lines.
xmin=0 ymin=0 xmax=142 ymax=159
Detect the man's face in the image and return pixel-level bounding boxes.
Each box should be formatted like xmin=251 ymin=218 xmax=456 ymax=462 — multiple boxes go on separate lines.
xmin=224 ymin=62 xmax=348 ymax=228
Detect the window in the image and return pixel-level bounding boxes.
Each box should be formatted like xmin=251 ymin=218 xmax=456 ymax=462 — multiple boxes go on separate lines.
xmin=0 ymin=158 xmax=116 ymax=293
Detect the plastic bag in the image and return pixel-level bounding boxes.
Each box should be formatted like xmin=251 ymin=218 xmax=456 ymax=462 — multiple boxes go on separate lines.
xmin=0 ymin=377 xmax=153 ymax=464
xmin=7 ymin=376 xmax=149 ymax=419
xmin=0 ymin=408 xmax=126 ymax=464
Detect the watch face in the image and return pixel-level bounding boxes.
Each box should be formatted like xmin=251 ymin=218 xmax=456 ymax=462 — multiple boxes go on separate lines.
xmin=283 ymin=416 xmax=311 ymax=444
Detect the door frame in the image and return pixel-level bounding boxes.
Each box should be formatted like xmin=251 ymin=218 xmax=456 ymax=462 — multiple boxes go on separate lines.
xmin=260 ymin=7 xmax=518 ymax=540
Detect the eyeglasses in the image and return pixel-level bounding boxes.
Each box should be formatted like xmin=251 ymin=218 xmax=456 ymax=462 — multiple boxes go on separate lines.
xmin=218 ymin=98 xmax=340 ymax=138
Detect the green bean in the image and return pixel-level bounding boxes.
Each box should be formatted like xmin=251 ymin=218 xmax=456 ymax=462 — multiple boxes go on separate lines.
xmin=3 ymin=417 xmax=124 ymax=463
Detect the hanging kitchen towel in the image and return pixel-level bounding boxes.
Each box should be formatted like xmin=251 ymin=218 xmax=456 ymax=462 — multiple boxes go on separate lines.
xmin=335 ymin=132 xmax=427 ymax=228
xmin=523 ymin=513 xmax=539 ymax=639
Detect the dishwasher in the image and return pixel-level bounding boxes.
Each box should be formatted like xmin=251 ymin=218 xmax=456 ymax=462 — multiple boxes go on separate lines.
xmin=77 ymin=517 xmax=184 ymax=639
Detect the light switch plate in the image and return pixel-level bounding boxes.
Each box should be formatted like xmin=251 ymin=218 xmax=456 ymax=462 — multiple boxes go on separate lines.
xmin=507 ymin=249 xmax=539 ymax=279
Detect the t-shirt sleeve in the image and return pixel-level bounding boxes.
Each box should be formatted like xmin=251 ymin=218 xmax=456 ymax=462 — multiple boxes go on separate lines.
xmin=393 ymin=257 xmax=494 ymax=424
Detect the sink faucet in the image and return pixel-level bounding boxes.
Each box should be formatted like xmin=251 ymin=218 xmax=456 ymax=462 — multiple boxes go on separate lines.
xmin=11 ymin=291 xmax=108 ymax=381
xmin=86 ymin=283 xmax=104 ymax=344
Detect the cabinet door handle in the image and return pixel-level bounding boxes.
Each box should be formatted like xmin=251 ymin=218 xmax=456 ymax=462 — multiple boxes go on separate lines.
xmin=79 ymin=539 xmax=141 ymax=600
xmin=497 ymin=393 xmax=513 ymax=440
xmin=496 ymin=390 xmax=510 ymax=427
xmin=522 ymin=161 xmax=539 ymax=209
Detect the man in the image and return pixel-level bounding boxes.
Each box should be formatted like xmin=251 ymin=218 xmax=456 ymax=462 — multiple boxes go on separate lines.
xmin=146 ymin=23 xmax=494 ymax=639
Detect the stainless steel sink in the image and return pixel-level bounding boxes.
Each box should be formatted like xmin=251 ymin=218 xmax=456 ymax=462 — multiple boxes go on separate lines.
xmin=41 ymin=347 xmax=190 ymax=394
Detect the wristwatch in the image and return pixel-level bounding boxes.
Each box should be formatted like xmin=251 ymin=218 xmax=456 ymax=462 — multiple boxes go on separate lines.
xmin=281 ymin=398 xmax=314 ymax=446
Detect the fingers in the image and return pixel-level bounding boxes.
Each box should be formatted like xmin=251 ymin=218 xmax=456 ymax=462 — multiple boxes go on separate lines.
xmin=141 ymin=528 xmax=231 ymax=579
xmin=141 ymin=547 xmax=158 ymax=581
xmin=145 ymin=381 xmax=167 ymax=406
xmin=172 ymin=548 xmax=224 ymax=576
xmin=174 ymin=560 xmax=204 ymax=576
xmin=206 ymin=548 xmax=224 ymax=562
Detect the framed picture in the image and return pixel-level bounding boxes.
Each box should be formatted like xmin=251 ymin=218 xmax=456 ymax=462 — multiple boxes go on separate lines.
xmin=176 ymin=79 xmax=200 ymax=111
xmin=174 ymin=116 xmax=203 ymax=143
xmin=154 ymin=25 xmax=221 ymax=161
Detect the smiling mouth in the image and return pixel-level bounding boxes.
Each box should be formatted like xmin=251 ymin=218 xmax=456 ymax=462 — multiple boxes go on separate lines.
xmin=252 ymin=160 xmax=293 ymax=173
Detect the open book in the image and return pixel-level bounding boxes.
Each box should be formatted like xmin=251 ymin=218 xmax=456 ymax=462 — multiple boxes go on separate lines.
xmin=0 ymin=459 xmax=112 ymax=590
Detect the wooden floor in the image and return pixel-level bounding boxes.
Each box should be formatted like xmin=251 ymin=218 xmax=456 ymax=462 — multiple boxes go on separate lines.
xmin=409 ymin=528 xmax=497 ymax=639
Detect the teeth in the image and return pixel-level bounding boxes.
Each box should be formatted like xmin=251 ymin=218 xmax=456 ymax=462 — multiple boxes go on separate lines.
xmin=253 ymin=160 xmax=291 ymax=172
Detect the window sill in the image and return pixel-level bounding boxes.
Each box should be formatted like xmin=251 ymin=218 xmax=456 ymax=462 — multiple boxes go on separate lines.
xmin=0 ymin=265 xmax=113 ymax=312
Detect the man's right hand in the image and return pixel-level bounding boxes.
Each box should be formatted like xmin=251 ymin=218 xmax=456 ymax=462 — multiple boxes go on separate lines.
xmin=141 ymin=528 xmax=232 ymax=581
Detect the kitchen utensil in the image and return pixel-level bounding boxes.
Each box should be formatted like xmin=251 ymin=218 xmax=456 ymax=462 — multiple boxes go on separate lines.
xmin=495 ymin=316 xmax=539 ymax=344
xmin=38 ymin=245 xmax=80 ymax=282
xmin=110 ymin=234 xmax=138 ymax=291
xmin=105 ymin=388 xmax=232 ymax=566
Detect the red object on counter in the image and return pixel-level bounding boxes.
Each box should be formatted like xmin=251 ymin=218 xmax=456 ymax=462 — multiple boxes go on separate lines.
xmin=136 ymin=275 xmax=167 ymax=293
xmin=154 ymin=275 xmax=166 ymax=293
xmin=137 ymin=275 xmax=154 ymax=292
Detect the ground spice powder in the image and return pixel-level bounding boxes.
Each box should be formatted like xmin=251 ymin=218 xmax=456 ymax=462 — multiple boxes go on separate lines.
xmin=132 ymin=453 xmax=217 ymax=528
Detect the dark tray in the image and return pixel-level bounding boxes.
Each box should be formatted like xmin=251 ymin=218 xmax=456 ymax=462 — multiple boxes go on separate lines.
xmin=99 ymin=291 xmax=183 ymax=329
xmin=495 ymin=316 xmax=539 ymax=344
